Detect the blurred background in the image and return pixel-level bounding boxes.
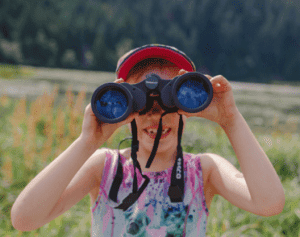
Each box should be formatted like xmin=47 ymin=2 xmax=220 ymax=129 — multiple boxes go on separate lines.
xmin=1 ymin=0 xmax=300 ymax=83
xmin=1 ymin=0 xmax=300 ymax=236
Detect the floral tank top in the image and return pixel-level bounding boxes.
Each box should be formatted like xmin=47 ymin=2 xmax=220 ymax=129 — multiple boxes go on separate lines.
xmin=91 ymin=148 xmax=209 ymax=237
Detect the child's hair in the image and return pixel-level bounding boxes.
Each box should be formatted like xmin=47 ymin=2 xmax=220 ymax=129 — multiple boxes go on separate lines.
xmin=126 ymin=58 xmax=178 ymax=83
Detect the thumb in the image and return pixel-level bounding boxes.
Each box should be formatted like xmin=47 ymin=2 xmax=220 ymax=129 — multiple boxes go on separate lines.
xmin=210 ymin=75 xmax=232 ymax=93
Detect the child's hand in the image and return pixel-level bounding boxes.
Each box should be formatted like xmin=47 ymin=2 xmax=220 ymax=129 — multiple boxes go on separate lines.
xmin=177 ymin=70 xmax=239 ymax=127
xmin=80 ymin=78 xmax=137 ymax=146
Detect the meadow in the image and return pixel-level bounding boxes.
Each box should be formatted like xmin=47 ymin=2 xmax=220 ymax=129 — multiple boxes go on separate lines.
xmin=0 ymin=65 xmax=300 ymax=236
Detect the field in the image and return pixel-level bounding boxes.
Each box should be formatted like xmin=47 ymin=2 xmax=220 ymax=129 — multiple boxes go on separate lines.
xmin=0 ymin=65 xmax=300 ymax=236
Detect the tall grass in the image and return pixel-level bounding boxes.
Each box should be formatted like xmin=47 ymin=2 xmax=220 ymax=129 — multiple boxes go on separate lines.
xmin=0 ymin=86 xmax=300 ymax=236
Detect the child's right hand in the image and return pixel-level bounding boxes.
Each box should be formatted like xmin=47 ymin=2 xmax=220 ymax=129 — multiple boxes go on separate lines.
xmin=80 ymin=78 xmax=137 ymax=147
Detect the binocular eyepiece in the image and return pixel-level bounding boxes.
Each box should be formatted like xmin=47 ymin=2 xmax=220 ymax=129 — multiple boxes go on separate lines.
xmin=91 ymin=72 xmax=213 ymax=124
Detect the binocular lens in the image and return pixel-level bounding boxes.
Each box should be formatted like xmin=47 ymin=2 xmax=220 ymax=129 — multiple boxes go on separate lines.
xmin=91 ymin=72 xmax=212 ymax=123
xmin=176 ymin=79 xmax=208 ymax=109
xmin=95 ymin=89 xmax=128 ymax=119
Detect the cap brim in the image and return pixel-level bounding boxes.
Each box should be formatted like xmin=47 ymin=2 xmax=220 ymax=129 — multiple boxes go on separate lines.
xmin=116 ymin=46 xmax=195 ymax=80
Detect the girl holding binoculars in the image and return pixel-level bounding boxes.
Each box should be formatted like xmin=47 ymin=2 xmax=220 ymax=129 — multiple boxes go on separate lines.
xmin=12 ymin=45 xmax=284 ymax=236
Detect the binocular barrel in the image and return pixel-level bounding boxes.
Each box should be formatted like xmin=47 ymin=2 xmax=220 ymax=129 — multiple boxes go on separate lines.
xmin=91 ymin=72 xmax=213 ymax=124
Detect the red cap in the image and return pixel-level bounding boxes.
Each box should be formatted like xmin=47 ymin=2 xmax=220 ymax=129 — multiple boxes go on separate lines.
xmin=116 ymin=44 xmax=196 ymax=81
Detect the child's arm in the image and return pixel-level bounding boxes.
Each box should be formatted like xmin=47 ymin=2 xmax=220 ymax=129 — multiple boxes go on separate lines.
xmin=11 ymin=104 xmax=137 ymax=231
xmin=207 ymin=112 xmax=285 ymax=216
xmin=178 ymin=72 xmax=285 ymax=216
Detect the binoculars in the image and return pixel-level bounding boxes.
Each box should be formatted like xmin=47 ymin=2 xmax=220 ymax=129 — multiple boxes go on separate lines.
xmin=91 ymin=72 xmax=213 ymax=124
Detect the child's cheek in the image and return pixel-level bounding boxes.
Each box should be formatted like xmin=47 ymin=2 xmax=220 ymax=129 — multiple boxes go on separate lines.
xmin=182 ymin=115 xmax=187 ymax=130
xmin=127 ymin=123 xmax=132 ymax=133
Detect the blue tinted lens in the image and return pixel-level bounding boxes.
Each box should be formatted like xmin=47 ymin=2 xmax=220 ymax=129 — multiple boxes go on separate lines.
xmin=177 ymin=80 xmax=208 ymax=109
xmin=96 ymin=90 xmax=128 ymax=119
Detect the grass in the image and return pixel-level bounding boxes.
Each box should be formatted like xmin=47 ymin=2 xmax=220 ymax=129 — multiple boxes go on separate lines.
xmin=0 ymin=64 xmax=36 ymax=79
xmin=0 ymin=82 xmax=300 ymax=236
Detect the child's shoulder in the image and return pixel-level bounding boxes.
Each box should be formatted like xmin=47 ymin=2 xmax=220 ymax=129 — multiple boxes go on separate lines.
xmin=91 ymin=147 xmax=131 ymax=172
xmin=88 ymin=147 xmax=119 ymax=197
xmin=87 ymin=148 xmax=117 ymax=182
xmin=186 ymin=152 xmax=217 ymax=184
xmin=95 ymin=147 xmax=130 ymax=158
xmin=184 ymin=152 xmax=214 ymax=168
xmin=92 ymin=149 xmax=217 ymax=180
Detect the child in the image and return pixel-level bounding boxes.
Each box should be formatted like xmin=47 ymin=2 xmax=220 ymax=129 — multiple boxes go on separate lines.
xmin=11 ymin=45 xmax=285 ymax=236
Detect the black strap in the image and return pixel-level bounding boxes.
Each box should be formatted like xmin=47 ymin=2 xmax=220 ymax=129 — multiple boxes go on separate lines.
xmin=110 ymin=114 xmax=185 ymax=210
xmin=109 ymin=137 xmax=132 ymax=202
xmin=130 ymin=119 xmax=139 ymax=193
xmin=115 ymin=175 xmax=149 ymax=211
xmin=114 ymin=119 xmax=150 ymax=211
xmin=168 ymin=115 xmax=184 ymax=202
xmin=145 ymin=111 xmax=168 ymax=168
xmin=108 ymin=154 xmax=123 ymax=202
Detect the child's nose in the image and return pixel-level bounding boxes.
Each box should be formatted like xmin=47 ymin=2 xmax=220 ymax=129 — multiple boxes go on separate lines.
xmin=147 ymin=101 xmax=164 ymax=118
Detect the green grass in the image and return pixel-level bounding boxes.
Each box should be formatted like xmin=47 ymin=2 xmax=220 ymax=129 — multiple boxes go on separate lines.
xmin=1 ymin=81 xmax=300 ymax=236
xmin=0 ymin=64 xmax=36 ymax=79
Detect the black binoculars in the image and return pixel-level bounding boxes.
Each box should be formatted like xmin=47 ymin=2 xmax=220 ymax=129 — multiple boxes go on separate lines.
xmin=91 ymin=72 xmax=213 ymax=124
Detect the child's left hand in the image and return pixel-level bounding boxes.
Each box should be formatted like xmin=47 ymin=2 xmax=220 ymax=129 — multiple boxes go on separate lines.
xmin=177 ymin=70 xmax=239 ymax=127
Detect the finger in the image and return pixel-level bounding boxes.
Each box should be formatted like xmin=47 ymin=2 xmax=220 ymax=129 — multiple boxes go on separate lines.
xmin=204 ymin=74 xmax=213 ymax=80
xmin=114 ymin=78 xmax=125 ymax=83
xmin=85 ymin=103 xmax=91 ymax=110
xmin=114 ymin=79 xmax=124 ymax=83
xmin=210 ymin=75 xmax=232 ymax=93
xmin=178 ymin=69 xmax=188 ymax=75
xmin=84 ymin=103 xmax=93 ymax=114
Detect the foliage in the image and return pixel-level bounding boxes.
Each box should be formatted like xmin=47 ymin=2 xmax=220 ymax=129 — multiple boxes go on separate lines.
xmin=0 ymin=85 xmax=300 ymax=236
xmin=1 ymin=0 xmax=300 ymax=83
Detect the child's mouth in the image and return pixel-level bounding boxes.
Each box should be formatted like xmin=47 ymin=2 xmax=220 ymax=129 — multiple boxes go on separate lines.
xmin=143 ymin=126 xmax=171 ymax=139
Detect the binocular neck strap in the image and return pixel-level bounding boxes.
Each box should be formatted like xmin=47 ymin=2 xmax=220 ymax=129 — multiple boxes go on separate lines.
xmin=114 ymin=119 xmax=150 ymax=211
xmin=145 ymin=111 xmax=169 ymax=168
xmin=111 ymin=113 xmax=185 ymax=210
xmin=109 ymin=137 xmax=132 ymax=203
xmin=168 ymin=114 xmax=184 ymax=202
